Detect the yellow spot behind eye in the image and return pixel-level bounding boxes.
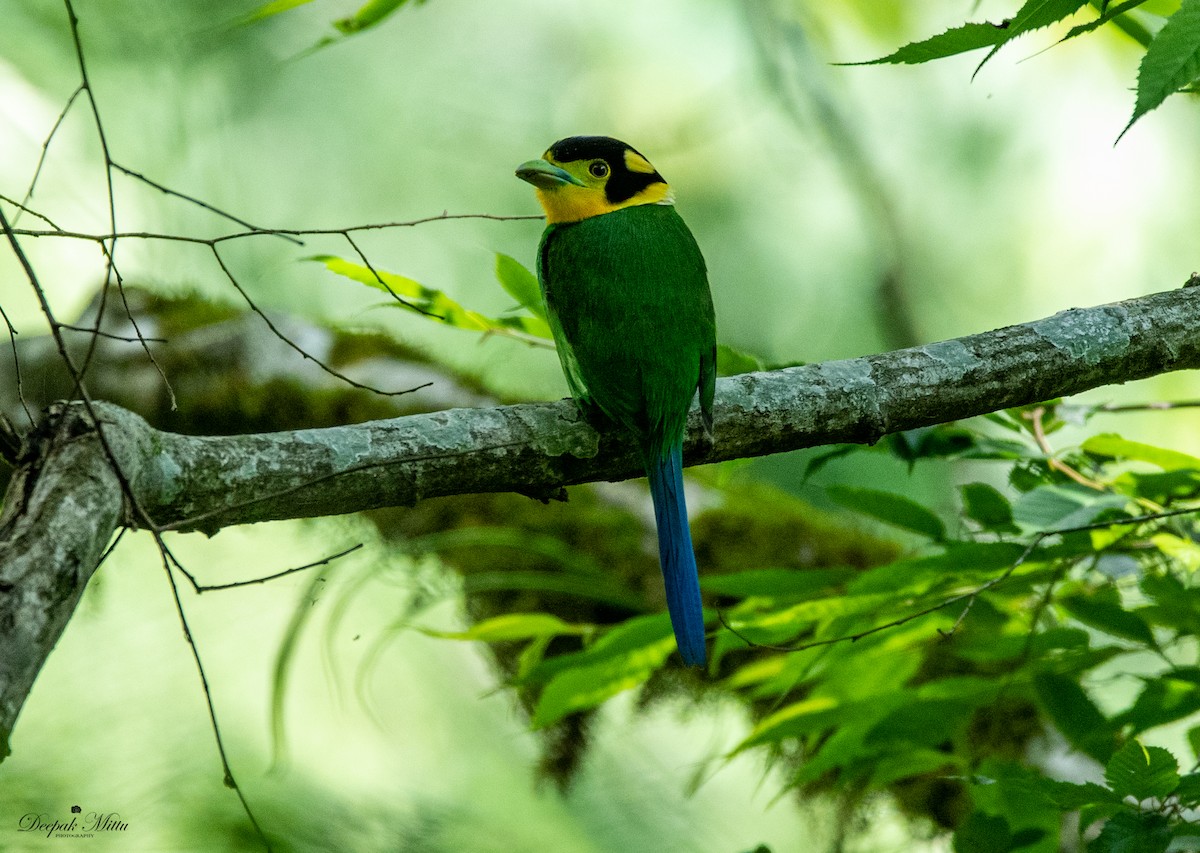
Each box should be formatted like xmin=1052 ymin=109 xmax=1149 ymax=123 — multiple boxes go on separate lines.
xmin=624 ymin=151 xmax=657 ymax=174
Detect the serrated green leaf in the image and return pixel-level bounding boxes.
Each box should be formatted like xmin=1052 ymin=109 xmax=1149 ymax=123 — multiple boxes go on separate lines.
xmin=1091 ymin=810 xmax=1171 ymax=852
xmin=843 ymin=22 xmax=1010 ymax=65
xmin=961 ymin=482 xmax=1018 ymax=532
xmin=1059 ymin=0 xmax=1152 ymax=43
xmin=1034 ymin=671 xmax=1115 ymax=762
xmin=422 ymin=612 xmax=586 ymax=642
xmin=1121 ymin=0 xmax=1200 ymax=138
xmin=494 ymin=253 xmax=545 ymax=319
xmin=1174 ymin=771 xmax=1200 ymax=804
xmin=975 ymin=0 xmax=1091 ymax=74
xmin=1105 ymin=741 xmax=1179 ymax=800
xmin=827 ymin=485 xmax=946 ymax=539
xmin=312 ymin=254 xmax=553 ymax=341
xmin=1083 ymin=433 xmax=1200 ymax=471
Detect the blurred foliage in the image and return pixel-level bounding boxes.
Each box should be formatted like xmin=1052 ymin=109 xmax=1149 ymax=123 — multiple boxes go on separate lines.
xmin=429 ymin=398 xmax=1200 ymax=852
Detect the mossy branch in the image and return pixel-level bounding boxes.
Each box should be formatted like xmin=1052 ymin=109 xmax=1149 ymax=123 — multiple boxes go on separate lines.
xmin=3 ymin=282 xmax=1200 ymax=753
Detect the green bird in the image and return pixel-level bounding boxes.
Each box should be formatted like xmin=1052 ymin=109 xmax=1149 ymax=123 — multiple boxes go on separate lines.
xmin=516 ymin=136 xmax=716 ymax=666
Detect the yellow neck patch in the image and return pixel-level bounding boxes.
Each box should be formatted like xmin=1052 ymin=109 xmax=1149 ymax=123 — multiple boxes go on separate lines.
xmin=536 ymin=181 xmax=674 ymax=225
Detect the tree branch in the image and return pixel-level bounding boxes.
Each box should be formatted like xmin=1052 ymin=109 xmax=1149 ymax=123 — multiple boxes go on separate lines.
xmin=2 ymin=282 xmax=1199 ymax=754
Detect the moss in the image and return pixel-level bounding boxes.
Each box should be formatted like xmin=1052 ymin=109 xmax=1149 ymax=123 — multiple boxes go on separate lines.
xmin=692 ymin=480 xmax=901 ymax=574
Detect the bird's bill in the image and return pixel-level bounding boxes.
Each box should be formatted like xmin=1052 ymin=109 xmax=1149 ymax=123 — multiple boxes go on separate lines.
xmin=515 ymin=159 xmax=585 ymax=189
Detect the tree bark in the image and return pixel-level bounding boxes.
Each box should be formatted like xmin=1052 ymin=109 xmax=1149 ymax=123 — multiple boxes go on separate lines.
xmin=2 ymin=282 xmax=1200 ymax=755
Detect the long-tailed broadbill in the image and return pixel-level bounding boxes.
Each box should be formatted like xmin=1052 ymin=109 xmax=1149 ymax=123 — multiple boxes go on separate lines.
xmin=516 ymin=136 xmax=716 ymax=666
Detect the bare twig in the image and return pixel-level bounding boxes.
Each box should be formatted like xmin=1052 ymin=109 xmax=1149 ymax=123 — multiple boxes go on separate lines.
xmin=59 ymin=323 xmax=167 ymax=344
xmin=112 ymin=161 xmax=302 ymax=246
xmin=342 ymin=230 xmax=436 ymax=317
xmin=11 ymin=84 xmax=84 ymax=227
xmin=1025 ymin=405 xmax=1106 ymax=490
xmin=210 ymin=243 xmax=431 ymax=397
xmin=197 ymin=544 xmax=364 ymax=592
xmin=719 ymin=504 xmax=1200 ymax=655
xmin=0 ymin=301 xmax=33 ymax=426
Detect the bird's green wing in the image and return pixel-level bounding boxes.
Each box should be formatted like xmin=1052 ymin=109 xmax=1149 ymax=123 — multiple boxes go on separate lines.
xmin=537 ymin=204 xmax=715 ymax=449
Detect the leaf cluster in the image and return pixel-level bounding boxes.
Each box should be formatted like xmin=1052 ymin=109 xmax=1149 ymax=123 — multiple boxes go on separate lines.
xmin=846 ymin=0 xmax=1200 ymax=139
xmin=428 ymin=400 xmax=1200 ymax=849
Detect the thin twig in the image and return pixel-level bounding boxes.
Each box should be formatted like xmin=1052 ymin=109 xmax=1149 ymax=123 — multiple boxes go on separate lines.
xmin=718 ymin=504 xmax=1200 ymax=655
xmin=1098 ymin=400 xmax=1200 ymax=413
xmin=11 ymin=84 xmax=84 ymax=227
xmin=112 ymin=161 xmax=302 ymax=246
xmin=0 ymin=301 xmax=34 ymax=426
xmin=59 ymin=323 xmax=167 ymax=344
xmin=154 ymin=533 xmax=272 ymax=850
xmin=1026 ymin=405 xmax=1106 ymax=490
xmin=0 ymin=195 xmax=66 ymax=232
xmin=197 ymin=544 xmax=364 ymax=592
xmin=342 ymin=230 xmax=436 ymax=316
xmin=210 ymin=242 xmax=432 ymax=397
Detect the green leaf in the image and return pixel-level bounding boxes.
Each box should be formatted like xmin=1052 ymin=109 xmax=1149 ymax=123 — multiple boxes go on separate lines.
xmin=1189 ymin=725 xmax=1200 ymax=763
xmin=953 ymin=812 xmax=1014 ymax=853
xmin=848 ymin=541 xmax=1030 ymax=596
xmin=494 ymin=253 xmax=546 ymax=319
xmin=1039 ymin=779 xmax=1123 ymax=809
xmin=240 ymin=0 xmax=316 ymax=24
xmin=827 ymin=485 xmax=946 ymax=539
xmin=1174 ymin=771 xmax=1200 ymax=805
xmin=422 ymin=612 xmax=587 ymax=642
xmin=803 ymin=444 xmax=859 ymax=480
xmin=1059 ymin=0 xmax=1152 ymax=44
xmin=1105 ymin=741 xmax=1179 ymax=800
xmin=1115 ymin=675 xmax=1200 ymax=733
xmin=868 ymin=749 xmax=960 ymax=787
xmin=1121 ymin=0 xmax=1200 ymax=138
xmin=700 ymin=567 xmax=853 ymax=598
xmin=1034 ymin=671 xmax=1115 ymax=762
xmin=333 ymin=0 xmax=420 ymax=34
xmin=529 ymin=616 xmax=677 ymax=727
xmin=961 ymin=482 xmax=1018 ymax=532
xmin=844 ymin=22 xmax=1010 ymax=65
xmin=312 ymin=254 xmax=553 ymax=341
xmin=1011 ymin=485 xmax=1130 ymax=530
xmin=1090 ymin=810 xmax=1171 ymax=852
xmin=975 ymin=0 xmax=1091 ymax=75
xmin=1060 ymin=591 xmax=1156 ymax=646
xmin=716 ymin=342 xmax=768 ymax=376
xmin=1083 ymin=433 xmax=1200 ymax=471
xmin=734 ymin=696 xmax=849 ymax=751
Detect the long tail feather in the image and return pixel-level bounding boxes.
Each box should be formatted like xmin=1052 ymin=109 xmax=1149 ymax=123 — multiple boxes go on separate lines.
xmin=646 ymin=443 xmax=706 ymax=666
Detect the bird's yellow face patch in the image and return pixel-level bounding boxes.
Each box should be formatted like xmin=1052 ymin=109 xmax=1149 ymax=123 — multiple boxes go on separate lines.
xmin=517 ymin=139 xmax=674 ymax=225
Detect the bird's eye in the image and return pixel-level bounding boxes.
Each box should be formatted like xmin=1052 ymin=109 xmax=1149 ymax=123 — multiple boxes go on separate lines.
xmin=588 ymin=161 xmax=609 ymax=178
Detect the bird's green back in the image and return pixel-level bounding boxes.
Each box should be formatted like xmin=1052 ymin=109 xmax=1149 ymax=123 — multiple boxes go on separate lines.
xmin=538 ymin=203 xmax=716 ymax=453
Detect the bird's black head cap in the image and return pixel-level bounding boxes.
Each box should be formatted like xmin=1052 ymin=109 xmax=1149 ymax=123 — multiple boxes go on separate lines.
xmin=546 ymin=135 xmax=666 ymax=205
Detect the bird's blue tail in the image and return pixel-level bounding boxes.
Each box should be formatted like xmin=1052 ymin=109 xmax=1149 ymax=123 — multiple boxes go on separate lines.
xmin=645 ymin=443 xmax=707 ymax=666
